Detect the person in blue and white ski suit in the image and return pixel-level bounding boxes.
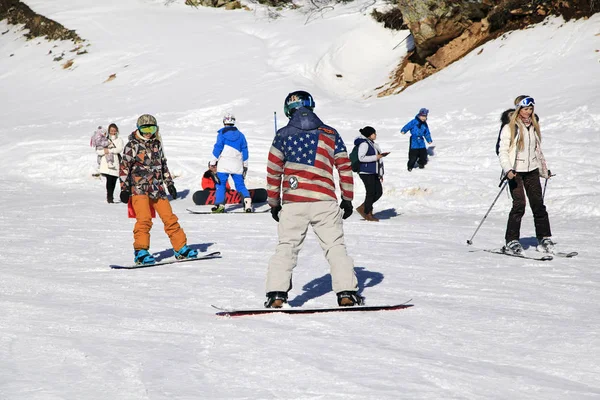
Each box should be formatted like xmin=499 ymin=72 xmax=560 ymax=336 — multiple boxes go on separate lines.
xmin=209 ymin=113 xmax=251 ymax=212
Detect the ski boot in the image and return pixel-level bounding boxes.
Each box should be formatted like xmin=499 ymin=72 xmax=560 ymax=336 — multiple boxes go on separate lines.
xmin=336 ymin=291 xmax=365 ymax=307
xmin=243 ymin=197 xmax=252 ymax=213
xmin=211 ymin=204 xmax=225 ymax=213
xmin=264 ymin=291 xmax=288 ymax=308
xmin=537 ymin=237 xmax=555 ymax=254
xmin=134 ymin=249 xmax=156 ymax=265
xmin=174 ymin=244 xmax=199 ymax=260
xmin=502 ymin=240 xmax=524 ymax=256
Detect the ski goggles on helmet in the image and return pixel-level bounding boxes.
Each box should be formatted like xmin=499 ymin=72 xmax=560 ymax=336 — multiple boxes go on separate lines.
xmin=517 ymin=97 xmax=535 ymax=108
xmin=138 ymin=125 xmax=158 ymax=135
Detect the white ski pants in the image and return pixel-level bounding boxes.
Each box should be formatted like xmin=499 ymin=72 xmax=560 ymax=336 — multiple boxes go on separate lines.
xmin=266 ymin=201 xmax=358 ymax=294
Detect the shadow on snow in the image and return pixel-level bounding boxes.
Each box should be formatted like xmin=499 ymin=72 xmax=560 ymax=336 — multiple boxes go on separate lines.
xmin=152 ymin=242 xmax=216 ymax=261
xmin=372 ymin=207 xmax=400 ymax=220
xmin=288 ymin=266 xmax=384 ymax=307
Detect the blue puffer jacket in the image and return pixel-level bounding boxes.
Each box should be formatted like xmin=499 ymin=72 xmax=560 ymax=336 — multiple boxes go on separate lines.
xmin=401 ymin=116 xmax=432 ymax=149
xmin=211 ymin=126 xmax=249 ymax=174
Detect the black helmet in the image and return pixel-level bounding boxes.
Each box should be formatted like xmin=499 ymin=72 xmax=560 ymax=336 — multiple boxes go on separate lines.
xmin=283 ymin=90 xmax=315 ymax=118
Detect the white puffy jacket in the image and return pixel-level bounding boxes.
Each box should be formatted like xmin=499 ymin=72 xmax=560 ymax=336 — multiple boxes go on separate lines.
xmin=498 ymin=121 xmax=541 ymax=175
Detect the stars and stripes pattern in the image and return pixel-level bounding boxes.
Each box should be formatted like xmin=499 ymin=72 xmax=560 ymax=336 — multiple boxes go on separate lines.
xmin=267 ymin=126 xmax=354 ymax=205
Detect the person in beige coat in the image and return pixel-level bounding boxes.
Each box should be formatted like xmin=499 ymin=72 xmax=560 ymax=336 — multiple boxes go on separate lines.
xmin=95 ymin=123 xmax=124 ymax=203
xmin=498 ymin=95 xmax=553 ymax=255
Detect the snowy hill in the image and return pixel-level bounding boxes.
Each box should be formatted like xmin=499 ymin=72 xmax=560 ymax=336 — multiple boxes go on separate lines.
xmin=1 ymin=1 xmax=599 ymax=398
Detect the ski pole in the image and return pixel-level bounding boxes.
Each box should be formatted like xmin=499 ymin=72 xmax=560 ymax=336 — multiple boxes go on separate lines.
xmin=466 ymin=179 xmax=509 ymax=245
xmin=542 ymin=171 xmax=554 ymax=201
xmin=274 ymin=111 xmax=278 ymax=134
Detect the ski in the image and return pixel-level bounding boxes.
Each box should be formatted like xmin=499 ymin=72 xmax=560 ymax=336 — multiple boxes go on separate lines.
xmin=212 ymin=301 xmax=414 ymax=317
xmin=551 ymin=251 xmax=578 ymax=258
xmin=110 ymin=251 xmax=221 ymax=269
xmin=483 ymin=248 xmax=553 ymax=261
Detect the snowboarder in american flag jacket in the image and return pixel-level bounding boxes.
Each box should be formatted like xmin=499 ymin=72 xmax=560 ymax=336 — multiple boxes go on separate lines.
xmin=264 ymin=90 xmax=364 ymax=308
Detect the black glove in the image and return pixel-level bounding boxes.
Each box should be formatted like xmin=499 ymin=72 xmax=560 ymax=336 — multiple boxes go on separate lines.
xmin=168 ymin=185 xmax=178 ymax=200
xmin=340 ymin=199 xmax=353 ymax=219
xmin=242 ymin=166 xmax=248 ymax=179
xmin=270 ymin=205 xmax=282 ymax=222
xmin=120 ymin=190 xmax=130 ymax=203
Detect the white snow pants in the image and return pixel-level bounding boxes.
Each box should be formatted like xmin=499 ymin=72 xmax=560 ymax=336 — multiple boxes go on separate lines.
xmin=266 ymin=201 xmax=358 ymax=294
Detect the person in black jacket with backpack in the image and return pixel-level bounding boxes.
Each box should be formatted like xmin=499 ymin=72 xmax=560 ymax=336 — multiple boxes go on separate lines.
xmin=353 ymin=126 xmax=388 ymax=222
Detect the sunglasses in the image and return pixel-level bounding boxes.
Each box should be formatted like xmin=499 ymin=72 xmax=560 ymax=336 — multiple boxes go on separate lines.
xmin=517 ymin=97 xmax=535 ymax=108
xmin=138 ymin=125 xmax=158 ymax=135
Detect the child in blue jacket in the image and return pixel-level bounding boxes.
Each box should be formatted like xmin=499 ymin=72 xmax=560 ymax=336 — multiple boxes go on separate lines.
xmin=400 ymin=108 xmax=433 ymax=171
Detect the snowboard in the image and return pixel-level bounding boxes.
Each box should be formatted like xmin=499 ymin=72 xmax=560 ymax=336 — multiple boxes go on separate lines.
xmin=192 ymin=188 xmax=268 ymax=206
xmin=110 ymin=251 xmax=221 ymax=269
xmin=187 ymin=203 xmax=271 ymax=214
xmin=212 ymin=302 xmax=414 ymax=317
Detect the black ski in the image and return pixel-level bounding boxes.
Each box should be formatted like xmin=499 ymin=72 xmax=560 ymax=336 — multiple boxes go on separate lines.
xmin=483 ymin=248 xmax=553 ymax=261
xmin=212 ymin=301 xmax=414 ymax=317
xmin=551 ymin=251 xmax=578 ymax=258
xmin=110 ymin=251 xmax=221 ymax=269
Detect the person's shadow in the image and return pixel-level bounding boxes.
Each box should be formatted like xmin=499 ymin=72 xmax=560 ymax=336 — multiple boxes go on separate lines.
xmin=169 ymin=189 xmax=190 ymax=201
xmin=152 ymin=242 xmax=215 ymax=262
xmin=520 ymin=236 xmax=539 ymax=250
xmin=373 ymin=208 xmax=400 ymax=220
xmin=288 ymin=266 xmax=384 ymax=307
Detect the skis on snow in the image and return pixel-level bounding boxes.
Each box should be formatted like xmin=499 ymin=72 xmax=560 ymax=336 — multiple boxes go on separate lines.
xmin=551 ymin=251 xmax=578 ymax=258
xmin=110 ymin=251 xmax=222 ymax=269
xmin=212 ymin=300 xmax=414 ymax=317
xmin=475 ymin=248 xmax=578 ymax=261
xmin=482 ymin=248 xmax=553 ymax=261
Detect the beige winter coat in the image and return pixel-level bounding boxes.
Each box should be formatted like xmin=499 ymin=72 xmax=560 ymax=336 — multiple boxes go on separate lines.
xmin=498 ymin=121 xmax=541 ymax=175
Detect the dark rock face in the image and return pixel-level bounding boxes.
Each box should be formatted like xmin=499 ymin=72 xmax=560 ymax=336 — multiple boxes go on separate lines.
xmin=0 ymin=0 xmax=83 ymax=42
xmin=397 ymin=0 xmax=490 ymax=60
xmin=378 ymin=0 xmax=598 ymax=96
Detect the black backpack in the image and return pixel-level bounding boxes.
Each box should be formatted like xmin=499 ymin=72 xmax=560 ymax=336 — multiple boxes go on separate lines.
xmin=496 ymin=110 xmax=539 ymax=155
xmin=349 ymin=145 xmax=360 ymax=172
xmin=496 ymin=109 xmax=514 ymax=155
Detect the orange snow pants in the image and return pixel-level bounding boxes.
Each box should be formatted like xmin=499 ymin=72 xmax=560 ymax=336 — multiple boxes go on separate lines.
xmin=131 ymin=195 xmax=187 ymax=252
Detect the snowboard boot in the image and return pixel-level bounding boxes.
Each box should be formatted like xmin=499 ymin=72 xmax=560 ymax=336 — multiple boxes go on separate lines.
xmin=211 ymin=204 xmax=225 ymax=213
xmin=244 ymin=197 xmax=252 ymax=213
xmin=134 ymin=249 xmax=156 ymax=265
xmin=537 ymin=237 xmax=555 ymax=254
xmin=107 ymin=196 xmax=114 ymax=204
xmin=503 ymin=240 xmax=524 ymax=256
xmin=174 ymin=244 xmax=199 ymax=260
xmin=336 ymin=291 xmax=365 ymax=307
xmin=264 ymin=291 xmax=288 ymax=308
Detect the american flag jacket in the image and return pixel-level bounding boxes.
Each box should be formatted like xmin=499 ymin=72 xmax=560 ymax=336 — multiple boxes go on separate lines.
xmin=266 ymin=107 xmax=354 ymax=206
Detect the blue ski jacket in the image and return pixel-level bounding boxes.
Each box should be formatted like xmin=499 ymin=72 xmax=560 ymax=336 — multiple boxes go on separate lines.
xmin=401 ymin=116 xmax=432 ymax=149
xmin=210 ymin=126 xmax=249 ymax=175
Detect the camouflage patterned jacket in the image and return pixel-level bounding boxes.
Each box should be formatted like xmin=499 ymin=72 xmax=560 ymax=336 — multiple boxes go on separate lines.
xmin=119 ymin=131 xmax=174 ymax=199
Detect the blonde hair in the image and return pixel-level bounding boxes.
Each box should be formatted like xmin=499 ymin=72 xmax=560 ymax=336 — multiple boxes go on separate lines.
xmin=507 ymin=95 xmax=541 ymax=151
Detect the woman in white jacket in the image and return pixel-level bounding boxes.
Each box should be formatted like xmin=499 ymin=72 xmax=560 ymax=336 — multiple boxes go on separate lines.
xmin=95 ymin=123 xmax=124 ymax=203
xmin=498 ymin=96 xmax=553 ymax=255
